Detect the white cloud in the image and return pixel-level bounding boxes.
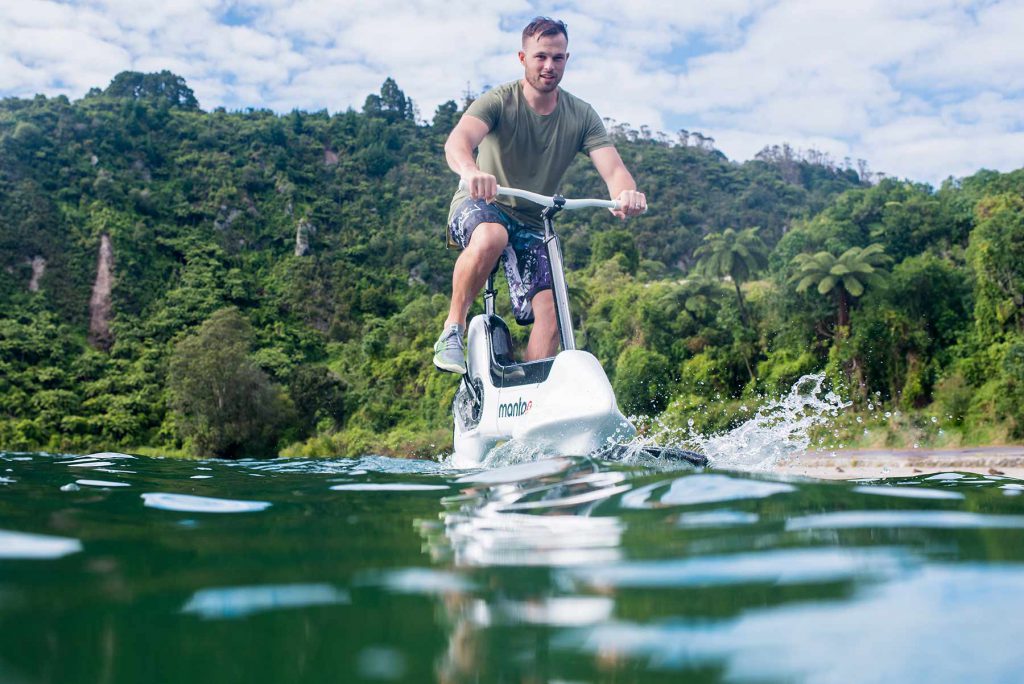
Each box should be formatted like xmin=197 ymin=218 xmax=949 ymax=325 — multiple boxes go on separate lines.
xmin=0 ymin=0 xmax=1021 ymax=184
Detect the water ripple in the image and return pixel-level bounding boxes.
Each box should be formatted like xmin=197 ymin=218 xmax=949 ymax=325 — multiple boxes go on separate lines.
xmin=243 ymin=455 xmax=449 ymax=475
xmin=787 ymin=510 xmax=1024 ymax=530
xmin=563 ymin=547 xmax=911 ymax=589
xmin=181 ymin=583 xmax=349 ymax=619
xmin=554 ymin=564 xmax=1024 ymax=683
xmin=455 ymin=457 xmax=572 ymax=484
xmin=623 ymin=474 xmax=795 ymax=509
xmin=76 ymin=479 xmax=130 ymax=488
xmin=677 ymin=510 xmax=760 ymax=528
xmin=443 ymin=512 xmax=625 ymax=567
xmin=853 ymin=485 xmax=964 ymax=500
xmin=362 ymin=567 xmax=476 ymax=594
xmin=330 ymin=483 xmax=448 ymax=492
xmin=0 ymin=529 xmax=82 ymax=559
xmin=141 ymin=492 xmax=271 ymax=513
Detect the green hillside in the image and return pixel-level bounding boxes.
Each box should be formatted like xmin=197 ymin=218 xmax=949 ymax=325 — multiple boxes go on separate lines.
xmin=2 ymin=71 xmax=1021 ymax=457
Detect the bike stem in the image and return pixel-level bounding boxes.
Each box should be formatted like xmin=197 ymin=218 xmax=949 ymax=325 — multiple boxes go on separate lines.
xmin=541 ymin=196 xmax=576 ymax=352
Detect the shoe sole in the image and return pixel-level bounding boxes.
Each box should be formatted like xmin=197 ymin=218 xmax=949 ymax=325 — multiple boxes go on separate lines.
xmin=433 ymin=358 xmax=467 ymax=374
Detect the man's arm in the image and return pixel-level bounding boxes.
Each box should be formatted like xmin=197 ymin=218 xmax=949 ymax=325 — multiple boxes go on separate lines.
xmin=444 ymin=115 xmax=498 ymax=201
xmin=590 ymin=146 xmax=646 ymax=219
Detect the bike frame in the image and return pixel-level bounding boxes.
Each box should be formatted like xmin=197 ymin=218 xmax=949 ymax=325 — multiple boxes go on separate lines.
xmin=475 ymin=184 xmax=618 ymax=356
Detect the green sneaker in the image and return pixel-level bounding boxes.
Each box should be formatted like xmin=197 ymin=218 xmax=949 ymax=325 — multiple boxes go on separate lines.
xmin=433 ymin=324 xmax=466 ymax=374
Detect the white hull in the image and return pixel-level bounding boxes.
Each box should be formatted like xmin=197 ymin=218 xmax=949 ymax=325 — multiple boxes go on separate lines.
xmin=452 ymin=315 xmax=636 ymax=468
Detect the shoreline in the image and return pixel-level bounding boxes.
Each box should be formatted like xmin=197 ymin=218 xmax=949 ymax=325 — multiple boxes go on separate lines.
xmin=771 ymin=445 xmax=1024 ymax=480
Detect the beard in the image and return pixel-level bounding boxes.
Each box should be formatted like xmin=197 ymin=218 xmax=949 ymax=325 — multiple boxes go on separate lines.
xmin=526 ymin=70 xmax=561 ymax=93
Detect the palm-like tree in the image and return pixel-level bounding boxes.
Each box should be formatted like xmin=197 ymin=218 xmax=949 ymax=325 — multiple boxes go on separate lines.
xmin=680 ymin=276 xmax=722 ymax=319
xmin=694 ymin=227 xmax=769 ymax=326
xmin=790 ymin=244 xmax=891 ymax=332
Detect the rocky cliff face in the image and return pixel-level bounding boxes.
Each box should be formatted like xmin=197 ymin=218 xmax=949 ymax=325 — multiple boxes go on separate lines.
xmin=88 ymin=234 xmax=114 ymax=349
xmin=295 ymin=218 xmax=315 ymax=256
xmin=27 ymin=256 xmax=46 ymax=292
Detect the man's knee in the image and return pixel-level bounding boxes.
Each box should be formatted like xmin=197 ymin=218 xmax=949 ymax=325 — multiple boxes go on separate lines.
xmin=466 ymin=222 xmax=508 ymax=257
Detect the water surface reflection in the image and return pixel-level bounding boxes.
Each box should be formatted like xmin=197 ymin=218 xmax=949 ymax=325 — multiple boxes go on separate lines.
xmin=1 ymin=451 xmax=1023 ymax=683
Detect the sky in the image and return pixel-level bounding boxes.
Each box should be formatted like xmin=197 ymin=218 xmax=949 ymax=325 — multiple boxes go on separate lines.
xmin=1 ymin=0 xmax=1023 ymax=185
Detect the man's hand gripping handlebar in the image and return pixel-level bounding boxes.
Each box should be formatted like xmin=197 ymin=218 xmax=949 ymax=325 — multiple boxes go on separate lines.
xmin=458 ymin=180 xmax=647 ymax=214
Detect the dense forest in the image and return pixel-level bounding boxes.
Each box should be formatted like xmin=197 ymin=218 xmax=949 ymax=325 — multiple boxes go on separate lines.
xmin=1 ymin=71 xmax=1022 ymax=458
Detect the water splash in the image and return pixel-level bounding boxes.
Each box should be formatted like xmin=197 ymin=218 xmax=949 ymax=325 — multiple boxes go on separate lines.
xmin=665 ymin=374 xmax=848 ymax=472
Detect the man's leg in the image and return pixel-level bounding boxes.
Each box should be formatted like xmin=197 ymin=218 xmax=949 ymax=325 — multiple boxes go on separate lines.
xmin=526 ymin=289 xmax=559 ymax=361
xmin=446 ymin=222 xmax=508 ymax=328
xmin=434 ymin=221 xmax=508 ymax=374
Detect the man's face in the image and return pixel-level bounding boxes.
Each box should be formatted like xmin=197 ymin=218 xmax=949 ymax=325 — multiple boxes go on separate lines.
xmin=519 ymin=32 xmax=569 ymax=93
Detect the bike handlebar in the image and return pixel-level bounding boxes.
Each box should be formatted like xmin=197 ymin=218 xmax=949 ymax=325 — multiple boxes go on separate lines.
xmin=458 ymin=180 xmax=621 ymax=211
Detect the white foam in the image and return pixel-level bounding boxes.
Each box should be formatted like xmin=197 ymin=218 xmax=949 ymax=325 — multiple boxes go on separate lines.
xmin=0 ymin=529 xmax=82 ymax=559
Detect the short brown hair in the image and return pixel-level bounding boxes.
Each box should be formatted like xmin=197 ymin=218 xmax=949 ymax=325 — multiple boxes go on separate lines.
xmin=522 ymin=17 xmax=568 ymax=45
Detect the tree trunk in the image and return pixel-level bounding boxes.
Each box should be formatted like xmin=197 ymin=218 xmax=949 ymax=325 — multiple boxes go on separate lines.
xmin=836 ymin=289 xmax=850 ymax=329
xmin=743 ymin=351 xmax=756 ymax=384
xmin=733 ymin=279 xmax=749 ymax=327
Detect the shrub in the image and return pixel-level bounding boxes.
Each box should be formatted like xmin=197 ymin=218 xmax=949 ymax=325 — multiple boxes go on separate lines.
xmin=613 ymin=346 xmax=673 ymax=415
xmin=168 ymin=308 xmax=289 ymax=458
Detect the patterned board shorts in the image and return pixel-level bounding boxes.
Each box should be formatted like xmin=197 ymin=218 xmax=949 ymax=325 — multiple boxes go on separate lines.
xmin=448 ymin=198 xmax=552 ymax=325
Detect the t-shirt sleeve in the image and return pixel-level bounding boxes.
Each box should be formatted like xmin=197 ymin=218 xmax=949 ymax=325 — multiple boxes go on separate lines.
xmin=463 ymin=87 xmax=503 ymax=129
xmin=581 ymin=105 xmax=613 ymax=155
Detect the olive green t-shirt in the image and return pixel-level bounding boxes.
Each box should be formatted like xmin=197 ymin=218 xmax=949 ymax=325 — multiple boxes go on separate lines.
xmin=448 ymin=80 xmax=613 ymax=230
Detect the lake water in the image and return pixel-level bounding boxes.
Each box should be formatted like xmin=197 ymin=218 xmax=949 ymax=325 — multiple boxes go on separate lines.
xmin=2 ymin=444 xmax=1024 ymax=683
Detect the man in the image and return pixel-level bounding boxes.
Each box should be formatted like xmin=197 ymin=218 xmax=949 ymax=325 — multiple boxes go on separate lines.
xmin=433 ymin=16 xmax=647 ymax=374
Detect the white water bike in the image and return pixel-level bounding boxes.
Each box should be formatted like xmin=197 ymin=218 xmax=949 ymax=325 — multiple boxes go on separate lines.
xmin=450 ymin=184 xmax=707 ymax=469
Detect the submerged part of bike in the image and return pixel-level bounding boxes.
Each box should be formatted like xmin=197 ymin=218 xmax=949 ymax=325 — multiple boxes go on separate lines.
xmin=591 ymin=443 xmax=708 ymax=467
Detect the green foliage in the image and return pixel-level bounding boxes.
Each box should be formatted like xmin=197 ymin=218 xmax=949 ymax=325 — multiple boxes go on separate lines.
xmin=613 ymin=346 xmax=673 ymax=415
xmin=694 ymin=227 xmax=768 ymax=284
xmin=363 ymin=77 xmax=416 ymax=123
xmin=997 ymin=340 xmax=1024 ymax=438
xmin=694 ymin=226 xmax=768 ymax=327
xmin=967 ymin=193 xmax=1024 ymax=339
xmin=591 ymin=229 xmax=639 ymax=274
xmin=849 ymin=254 xmax=971 ymax=404
xmin=660 ymin=392 xmax=750 ymax=436
xmin=288 ymin=364 xmax=346 ymax=436
xmin=790 ymin=243 xmax=891 ymax=329
xmin=168 ymin=308 xmax=289 ymax=458
xmin=932 ymin=372 xmax=972 ymax=426
xmin=101 ymin=70 xmax=199 ymax=110
xmin=756 ymin=348 xmax=820 ymax=394
xmin=1 ymin=70 xmax=1022 ymax=455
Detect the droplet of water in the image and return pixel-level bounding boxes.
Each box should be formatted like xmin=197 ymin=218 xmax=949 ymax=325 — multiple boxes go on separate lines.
xmin=682 ymin=374 xmax=849 ymax=472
